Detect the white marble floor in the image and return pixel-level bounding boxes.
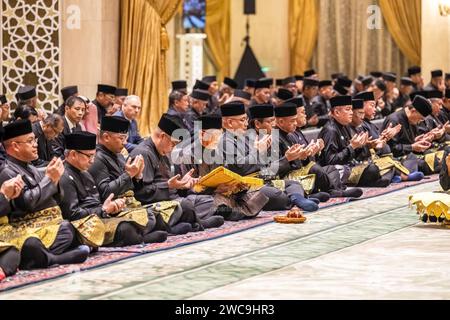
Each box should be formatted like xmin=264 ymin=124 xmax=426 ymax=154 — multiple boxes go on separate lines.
xmin=192 ymin=224 xmax=450 ymax=300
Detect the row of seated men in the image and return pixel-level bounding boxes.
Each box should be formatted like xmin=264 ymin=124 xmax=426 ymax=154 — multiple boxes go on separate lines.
xmin=0 ymin=65 xmax=449 ymax=280
xmin=166 ymin=67 xmax=450 ymax=132
xmin=1 ymin=85 xmax=450 ymax=281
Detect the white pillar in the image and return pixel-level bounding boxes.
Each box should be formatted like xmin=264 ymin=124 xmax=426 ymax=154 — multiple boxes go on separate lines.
xmin=176 ymin=33 xmax=207 ymax=90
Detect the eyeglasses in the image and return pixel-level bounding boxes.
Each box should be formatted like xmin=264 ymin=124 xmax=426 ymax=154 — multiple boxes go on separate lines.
xmin=15 ymin=138 xmax=38 ymax=145
xmin=76 ymin=150 xmax=96 ymax=160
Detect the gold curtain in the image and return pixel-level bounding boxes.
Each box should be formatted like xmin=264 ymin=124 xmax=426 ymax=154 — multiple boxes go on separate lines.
xmin=289 ymin=0 xmax=319 ymax=75
xmin=119 ymin=0 xmax=182 ymax=136
xmin=379 ymin=0 xmax=421 ymax=66
xmin=205 ymin=0 xmax=231 ymax=80
xmin=312 ymin=0 xmax=409 ymax=80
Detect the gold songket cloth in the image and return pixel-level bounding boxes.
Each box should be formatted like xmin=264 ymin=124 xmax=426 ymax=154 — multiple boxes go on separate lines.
xmin=409 ymin=191 xmax=450 ymax=222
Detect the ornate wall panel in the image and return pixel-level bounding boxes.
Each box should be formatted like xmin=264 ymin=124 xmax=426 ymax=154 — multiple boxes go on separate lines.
xmin=1 ymin=0 xmax=60 ymax=111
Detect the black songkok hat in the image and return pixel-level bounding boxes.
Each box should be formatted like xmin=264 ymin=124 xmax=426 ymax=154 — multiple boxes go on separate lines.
xmin=97 ymin=84 xmax=116 ymax=95
xmin=220 ymin=102 xmax=246 ymax=117
xmin=0 ymin=94 xmax=7 ymax=105
xmin=445 ymin=73 xmax=450 ymax=81
xmin=354 ymin=91 xmax=375 ymax=102
xmin=352 ymin=99 xmax=364 ymax=110
xmin=412 ymin=95 xmax=432 ymax=118
xmin=193 ymin=80 xmax=210 ymax=91
xmin=330 ymin=95 xmax=352 ymax=108
xmin=234 ymin=90 xmax=252 ymax=100
xmin=275 ymin=88 xmax=294 ymax=101
xmin=115 ymin=88 xmax=128 ymax=97
xmin=202 ymin=76 xmax=217 ymax=84
xmin=382 ymin=72 xmax=397 ymax=82
xmin=407 ymin=66 xmax=421 ymax=76
xmin=172 ymin=80 xmax=187 ymax=91
xmin=370 ymin=71 xmax=382 ymax=78
xmin=333 ymin=84 xmax=348 ymax=95
xmin=158 ymin=114 xmax=183 ymax=136
xmin=3 ymin=119 xmax=32 ymax=141
xmin=319 ymin=80 xmax=332 ymax=88
xmin=255 ymin=78 xmax=273 ymax=89
xmin=427 ymin=90 xmax=444 ymax=99
xmin=337 ymin=76 xmax=353 ymax=88
xmin=303 ymin=69 xmax=316 ymax=77
xmin=274 ymin=103 xmax=297 ymax=117
xmin=190 ymin=89 xmax=211 ymax=101
xmin=294 ymin=75 xmax=304 ymax=81
xmin=249 ymin=104 xmax=274 ymax=119
xmin=245 ymin=79 xmax=256 ymax=88
xmin=61 ymin=86 xmax=78 ymax=102
xmin=223 ymin=77 xmax=238 ymax=89
xmin=303 ymin=78 xmax=320 ymax=87
xmin=285 ymin=97 xmax=304 ymax=108
xmin=199 ymin=114 xmax=222 ymax=130
xmin=431 ymin=70 xmax=443 ymax=78
xmin=101 ymin=116 xmax=130 ymax=133
xmin=66 ymin=132 xmax=97 ymax=150
xmin=400 ymin=77 xmax=414 ymax=86
xmin=17 ymin=85 xmax=36 ymax=101
xmin=282 ymin=77 xmax=296 ymax=86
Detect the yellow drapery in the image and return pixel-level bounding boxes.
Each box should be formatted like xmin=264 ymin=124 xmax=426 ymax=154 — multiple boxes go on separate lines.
xmin=205 ymin=0 xmax=231 ymax=80
xmin=379 ymin=0 xmax=421 ymax=66
xmin=119 ymin=0 xmax=182 ymax=136
xmin=289 ymin=0 xmax=319 ymax=75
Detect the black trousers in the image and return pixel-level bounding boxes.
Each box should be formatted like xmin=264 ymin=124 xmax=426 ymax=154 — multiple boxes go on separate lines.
xmin=260 ymin=180 xmax=304 ymax=211
xmin=0 ymin=247 xmax=20 ymax=277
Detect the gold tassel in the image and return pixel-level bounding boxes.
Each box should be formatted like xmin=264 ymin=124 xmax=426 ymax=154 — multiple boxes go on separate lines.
xmin=161 ymin=25 xmax=169 ymax=51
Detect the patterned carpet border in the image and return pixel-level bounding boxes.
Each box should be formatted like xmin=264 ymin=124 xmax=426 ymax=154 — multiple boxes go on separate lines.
xmin=0 ymin=175 xmax=439 ymax=292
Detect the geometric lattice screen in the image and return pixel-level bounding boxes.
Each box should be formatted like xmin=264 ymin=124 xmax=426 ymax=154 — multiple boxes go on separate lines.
xmin=1 ymin=0 xmax=60 ymax=112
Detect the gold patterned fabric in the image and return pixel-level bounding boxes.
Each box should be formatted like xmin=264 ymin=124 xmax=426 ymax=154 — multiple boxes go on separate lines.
xmin=119 ymin=0 xmax=182 ymax=136
xmin=148 ymin=200 xmax=180 ymax=224
xmin=289 ymin=0 xmax=319 ymax=74
xmin=205 ymin=0 xmax=231 ymax=80
xmin=101 ymin=194 xmax=150 ymax=245
xmin=347 ymin=164 xmax=369 ymax=186
xmin=379 ymin=0 xmax=421 ymax=66
xmin=71 ymin=215 xmax=105 ymax=248
xmin=409 ymin=192 xmax=450 ymax=222
xmin=373 ymin=155 xmax=410 ymax=176
xmin=0 ymin=242 xmax=14 ymax=254
xmin=0 ymin=206 xmax=63 ymax=250
xmin=423 ymin=150 xmax=445 ymax=173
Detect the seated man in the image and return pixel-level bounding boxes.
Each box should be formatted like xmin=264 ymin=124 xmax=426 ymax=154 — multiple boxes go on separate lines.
xmin=52 ymin=96 xmax=86 ymax=158
xmin=185 ymin=89 xmax=211 ymax=135
xmin=285 ymin=98 xmax=363 ymax=198
xmin=354 ymin=91 xmax=423 ymax=183
xmin=381 ymin=95 xmax=441 ymax=175
xmin=114 ymin=95 xmax=144 ymax=153
xmin=311 ymin=80 xmax=334 ymax=127
xmin=418 ymin=91 xmax=450 ymax=142
xmin=88 ymin=116 xmax=168 ymax=243
xmin=59 ymin=132 xmax=158 ymax=247
xmin=130 ymin=114 xmax=221 ymax=234
xmin=438 ymin=89 xmax=450 ymax=123
xmin=0 ymin=120 xmax=89 ymax=270
xmin=32 ymin=113 xmax=65 ymax=167
xmin=176 ymin=114 xmax=267 ymax=221
xmin=318 ymin=96 xmax=391 ymax=187
xmin=93 ymin=84 xmax=116 ymax=122
xmin=0 ymin=176 xmax=24 ymax=281
xmin=219 ymin=102 xmax=319 ymax=212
